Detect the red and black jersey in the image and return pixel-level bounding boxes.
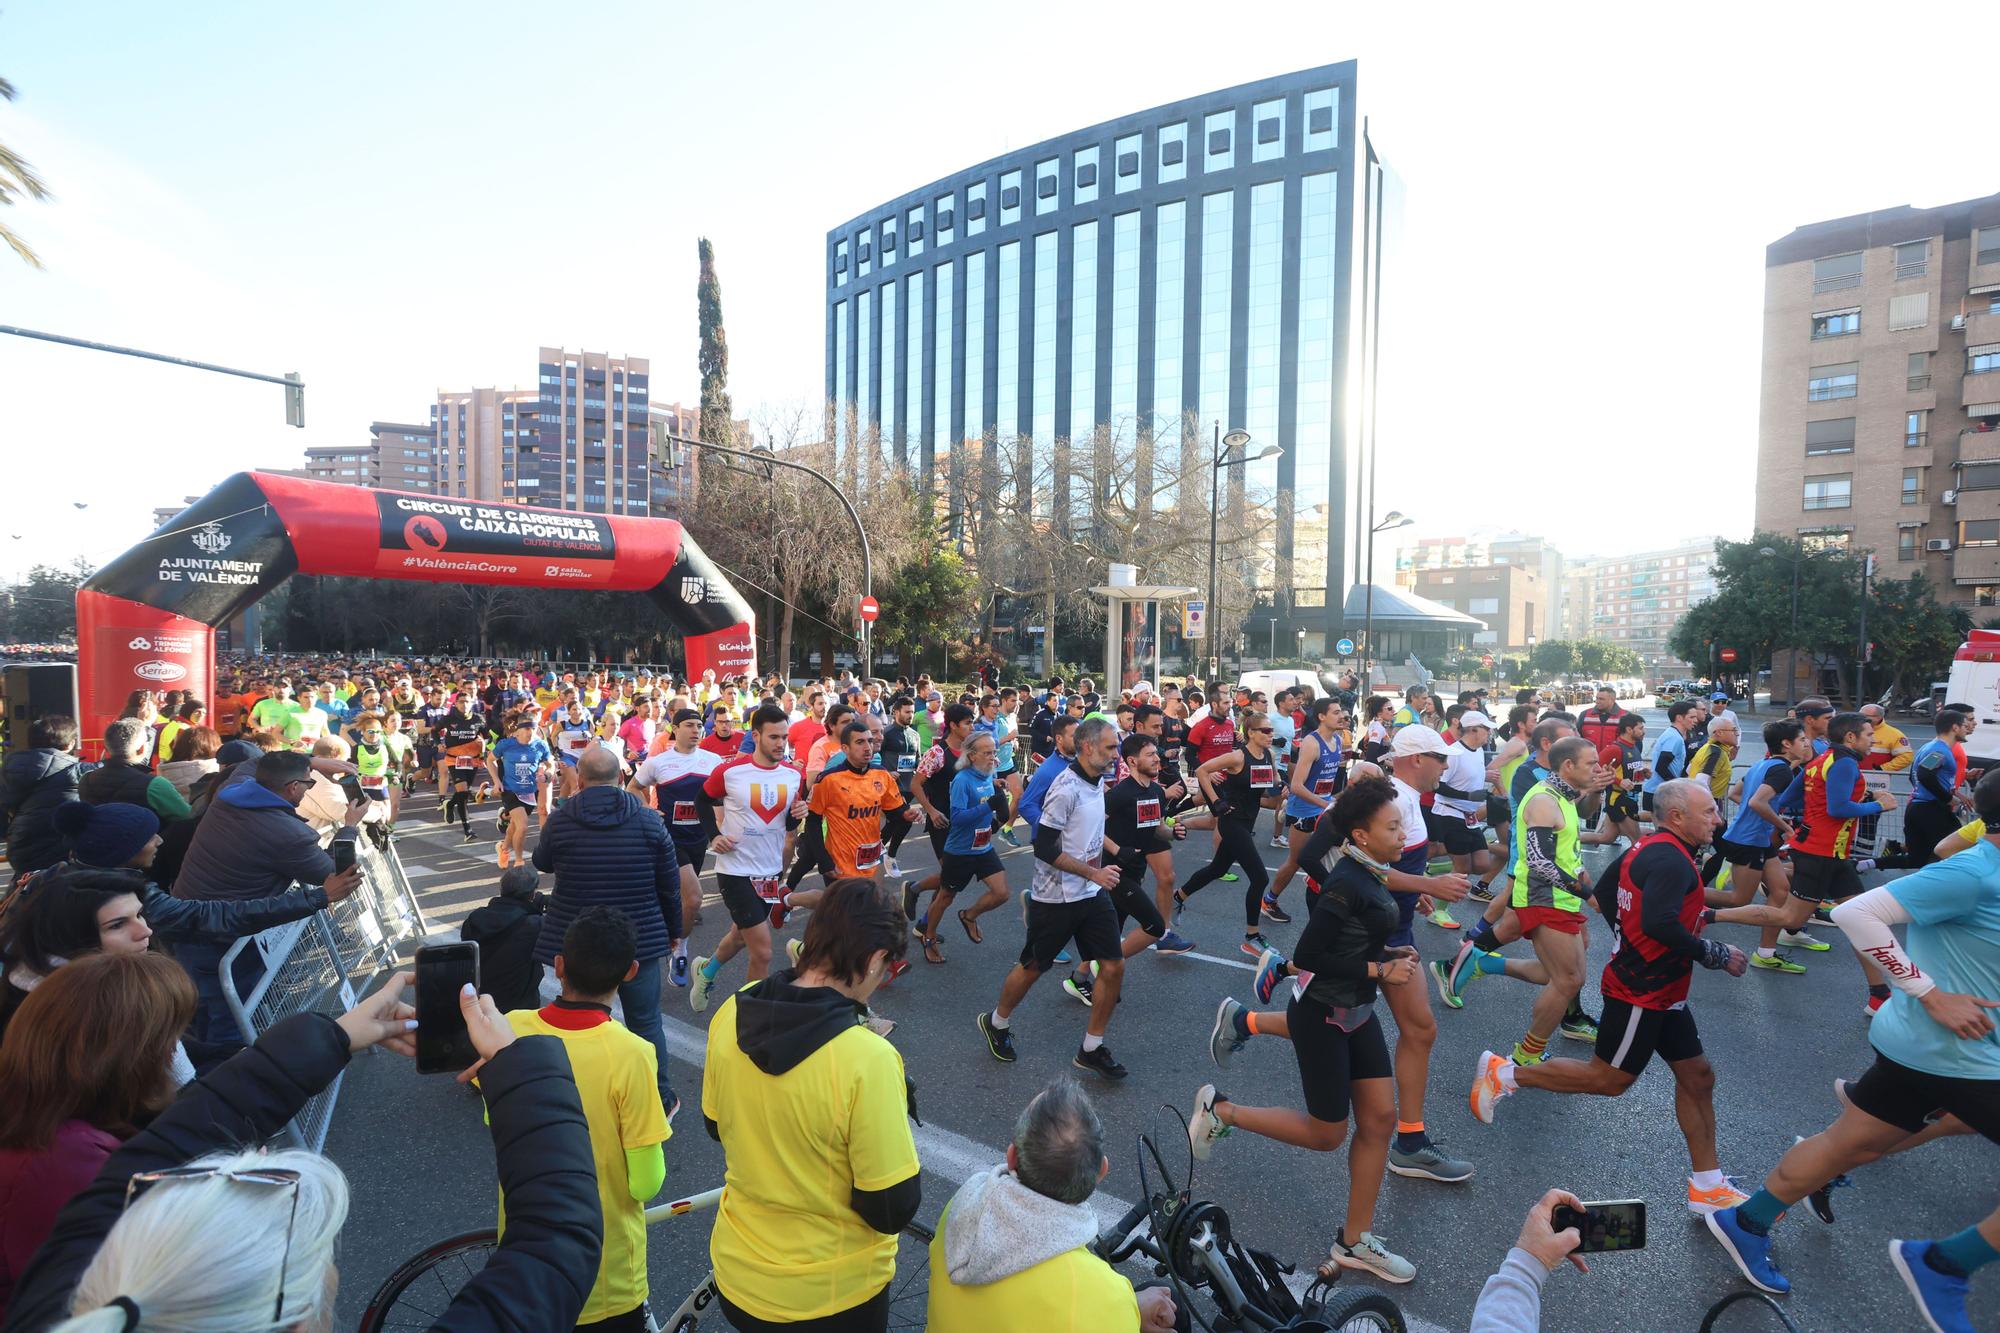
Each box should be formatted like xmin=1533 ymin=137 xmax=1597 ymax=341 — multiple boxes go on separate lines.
xmin=1601 ymin=831 xmax=1707 ymax=1010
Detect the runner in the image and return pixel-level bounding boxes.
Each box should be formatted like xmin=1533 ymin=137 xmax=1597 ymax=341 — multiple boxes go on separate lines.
xmin=1263 ymin=697 xmax=1348 ymax=922
xmin=551 ymin=696 xmax=598 ymax=801
xmin=488 ymin=714 xmax=554 ymax=870
xmin=902 ymin=703 xmax=977 ymax=928
xmin=1588 ymin=712 xmax=1649 ymax=849
xmin=976 ymin=717 xmax=1130 ymax=1080
xmin=1174 ymin=710 xmax=1284 ymax=957
xmin=689 ymin=704 xmax=807 ymax=1010
xmin=807 ymin=721 xmax=918 ymax=905
xmin=1429 ymin=709 xmax=1498 ymax=899
xmin=630 ymin=708 xmax=723 ymax=986
xmin=877 ymin=694 xmax=923 ymax=878
xmin=1706 ymin=719 xmax=1821 ymax=974
xmin=350 ymin=711 xmax=400 ymax=835
xmin=437 ymin=691 xmax=489 ymax=842
xmin=1876 ymin=706 xmax=1977 ymax=872
xmin=973 ymin=693 xmax=1024 ymax=847
xmin=916 ymin=730 xmax=1011 ymax=965
xmin=1643 ymin=701 xmax=1702 ymax=817
xmin=1060 ymin=733 xmax=1181 ymax=1003
xmin=1472 ymin=778 xmax=1757 ymax=1219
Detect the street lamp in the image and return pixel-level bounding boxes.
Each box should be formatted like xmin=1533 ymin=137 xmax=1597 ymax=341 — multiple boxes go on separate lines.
xmin=1758 ymin=544 xmax=1803 ymax=699
xmin=1205 ymin=423 xmax=1283 ymax=678
xmin=1296 ymin=626 xmax=1306 ymax=661
xmin=1361 ymin=509 xmax=1415 ymax=689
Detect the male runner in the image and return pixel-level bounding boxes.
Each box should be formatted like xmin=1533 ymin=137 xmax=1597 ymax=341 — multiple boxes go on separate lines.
xmin=630 ymin=708 xmax=722 ymax=985
xmin=917 ymin=729 xmax=1011 ymax=964
xmin=1775 ymin=711 xmax=1896 ymax=1014
xmin=1644 ymin=701 xmax=1702 ymax=816
xmin=1877 ymin=706 xmax=1977 ymax=872
xmin=902 ymin=703 xmax=977 ymax=925
xmin=437 ymin=692 xmax=488 ymax=842
xmin=689 ymin=704 xmax=806 ymax=1010
xmin=1429 ymin=709 xmax=1498 ymax=896
xmin=1062 ymin=733 xmax=1180 ymax=1003
xmin=1589 ymin=712 xmax=1648 ymax=848
xmin=878 ymin=694 xmax=923 ymax=877
xmin=1707 ymin=719 xmax=1820 ymax=974
xmin=551 ymin=696 xmax=597 ymax=801
xmin=808 ymin=721 xmax=918 ymax=894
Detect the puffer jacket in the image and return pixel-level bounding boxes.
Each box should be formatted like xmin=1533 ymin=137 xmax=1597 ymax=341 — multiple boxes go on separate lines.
xmin=0 ymin=751 xmax=80 ymax=874
xmin=531 ymin=784 xmax=679 ymax=964
xmin=1 ymin=1013 xmax=604 ymax=1332
xmin=172 ymin=773 xmax=348 ymax=903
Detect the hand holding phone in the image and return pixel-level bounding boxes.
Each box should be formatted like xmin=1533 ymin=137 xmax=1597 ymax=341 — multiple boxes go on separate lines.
xmin=1549 ymin=1197 xmax=1646 ymax=1256
xmin=415 ymin=942 xmax=481 ymax=1074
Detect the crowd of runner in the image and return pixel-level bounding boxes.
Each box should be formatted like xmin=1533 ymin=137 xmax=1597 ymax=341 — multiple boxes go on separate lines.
xmin=0 ymin=655 xmax=1990 ymax=1332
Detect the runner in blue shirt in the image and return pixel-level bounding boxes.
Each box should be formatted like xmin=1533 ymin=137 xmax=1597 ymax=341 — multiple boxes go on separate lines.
xmin=489 ymin=715 xmax=553 ymax=871
xmin=1707 ymin=720 xmax=1820 ymax=972
xmin=1643 ymin=700 xmax=1701 ymax=811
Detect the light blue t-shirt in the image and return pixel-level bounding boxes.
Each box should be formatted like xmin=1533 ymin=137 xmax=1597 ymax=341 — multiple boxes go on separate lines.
xmin=1644 ymin=730 xmax=1687 ymax=796
xmin=1871 ymin=838 xmax=2000 ymax=1080
xmin=491 ymin=736 xmax=551 ymax=796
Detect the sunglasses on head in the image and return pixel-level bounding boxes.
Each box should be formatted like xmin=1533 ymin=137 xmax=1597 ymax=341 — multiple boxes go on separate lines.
xmin=126 ymin=1165 xmax=302 ymax=1322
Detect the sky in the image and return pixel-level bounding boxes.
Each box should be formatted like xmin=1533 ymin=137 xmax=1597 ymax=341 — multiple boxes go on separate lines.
xmin=1 ymin=0 xmax=1994 ymax=582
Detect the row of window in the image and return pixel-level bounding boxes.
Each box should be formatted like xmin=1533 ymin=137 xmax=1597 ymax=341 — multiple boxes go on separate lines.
xmin=1802 ymin=410 xmax=1932 ymax=455
xmin=1808 ymin=349 xmax=1998 ymax=401
xmin=1811 ymin=230 xmax=2000 ymax=292
xmin=1809 ymin=292 xmax=1936 ymax=339
xmin=832 ymin=87 xmax=1338 ymax=286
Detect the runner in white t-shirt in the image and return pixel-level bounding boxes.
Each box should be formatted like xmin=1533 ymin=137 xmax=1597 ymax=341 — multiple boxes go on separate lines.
xmin=688 ymin=704 xmax=806 ymax=1011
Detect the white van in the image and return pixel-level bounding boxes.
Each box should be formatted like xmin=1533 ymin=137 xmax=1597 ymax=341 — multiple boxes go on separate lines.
xmin=1943 ymin=630 xmax=2000 ymax=765
xmin=1236 ymin=669 xmax=1337 ymax=702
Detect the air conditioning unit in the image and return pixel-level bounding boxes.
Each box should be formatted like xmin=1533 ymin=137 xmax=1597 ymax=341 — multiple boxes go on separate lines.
xmin=1943 ymin=489 xmax=1958 ymax=505
xmin=1927 ymin=538 xmax=1955 ymax=552
xmin=1952 ymin=315 xmax=1968 ymax=331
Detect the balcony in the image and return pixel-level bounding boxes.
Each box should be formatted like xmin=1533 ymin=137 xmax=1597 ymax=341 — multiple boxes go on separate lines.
xmin=1963 ymin=427 xmax=2000 ymax=464
xmin=1967 ymin=370 xmax=2000 ymax=408
xmin=1953 ymin=544 xmax=2000 ymax=585
xmin=1960 ymin=311 xmax=2000 ymax=345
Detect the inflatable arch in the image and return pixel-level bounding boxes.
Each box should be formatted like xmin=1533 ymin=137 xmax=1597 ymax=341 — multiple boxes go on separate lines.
xmin=76 ymin=472 xmax=756 ymax=740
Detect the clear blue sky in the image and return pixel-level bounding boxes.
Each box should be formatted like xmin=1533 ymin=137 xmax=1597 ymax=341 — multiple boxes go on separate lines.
xmin=2 ymin=0 xmax=1993 ymax=577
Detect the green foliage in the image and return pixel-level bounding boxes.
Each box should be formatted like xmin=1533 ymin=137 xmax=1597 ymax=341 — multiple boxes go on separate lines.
xmin=872 ymin=533 xmax=978 ymax=675
xmin=0 ymin=561 xmax=91 ymax=642
xmin=1525 ymin=638 xmax=1643 ymax=680
xmin=1867 ymin=572 xmax=1971 ymax=693
xmin=696 ymin=237 xmax=733 ymax=446
xmin=0 ymin=75 xmax=50 ymax=268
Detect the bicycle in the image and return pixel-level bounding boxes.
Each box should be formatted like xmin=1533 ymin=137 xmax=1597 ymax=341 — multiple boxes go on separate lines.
xmin=357 ymin=1185 xmax=934 ymax=1331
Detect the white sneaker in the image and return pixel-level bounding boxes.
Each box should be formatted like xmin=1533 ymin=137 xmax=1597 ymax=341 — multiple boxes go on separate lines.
xmin=1329 ymin=1231 xmax=1416 ymax=1284
xmin=883 ymin=855 xmax=903 ymax=879
xmin=689 ymin=957 xmax=714 ymax=1013
xmin=1189 ymin=1084 xmax=1229 ymax=1160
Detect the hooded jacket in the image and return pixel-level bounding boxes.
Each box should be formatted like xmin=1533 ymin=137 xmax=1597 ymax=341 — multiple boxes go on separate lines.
xmin=460 ymin=893 xmax=547 ymax=1014
xmin=532 ymin=784 xmax=679 ymax=964
xmin=172 ymin=773 xmax=349 ymax=903
xmin=0 ymin=750 xmax=80 ymax=873
xmin=926 ymin=1166 xmax=1139 ymax=1331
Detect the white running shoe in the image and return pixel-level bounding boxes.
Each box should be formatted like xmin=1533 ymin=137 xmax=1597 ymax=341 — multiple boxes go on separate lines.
xmin=1329 ymin=1232 xmax=1416 ymax=1284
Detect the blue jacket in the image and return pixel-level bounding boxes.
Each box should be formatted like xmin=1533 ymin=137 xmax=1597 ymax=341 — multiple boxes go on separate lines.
xmin=173 ymin=773 xmax=349 ymax=904
xmin=532 ymin=784 xmax=680 ymax=963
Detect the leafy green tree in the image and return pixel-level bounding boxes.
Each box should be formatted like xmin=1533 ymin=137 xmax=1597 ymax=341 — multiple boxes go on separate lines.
xmin=1866 ymin=572 xmax=1970 ymax=696
xmin=697 ymin=238 xmax=734 ymax=447
xmin=872 ymin=532 xmax=978 ymax=679
xmin=1 ymin=561 xmax=90 ymax=642
xmin=0 ymin=76 xmax=49 ymax=268
xmin=1669 ymin=534 xmax=1863 ymax=678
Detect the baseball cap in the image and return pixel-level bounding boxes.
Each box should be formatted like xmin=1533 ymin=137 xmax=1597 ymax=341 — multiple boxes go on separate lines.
xmin=1132 ymin=680 xmax=1154 ymax=695
xmin=1389 ymin=723 xmax=1449 ymax=758
xmin=1796 ymin=702 xmax=1835 ymax=718
xmin=1710 ymin=691 xmax=1729 ymax=701
xmin=1459 ymin=711 xmax=1495 ymax=730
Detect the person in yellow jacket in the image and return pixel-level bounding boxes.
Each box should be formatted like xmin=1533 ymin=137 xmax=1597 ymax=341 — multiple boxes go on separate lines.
xmin=928 ymin=1079 xmax=1177 ymax=1331
xmin=1860 ymin=702 xmax=1915 ymax=772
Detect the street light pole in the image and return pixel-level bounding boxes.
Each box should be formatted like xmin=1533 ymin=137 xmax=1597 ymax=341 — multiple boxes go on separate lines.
xmin=1203 ymin=422 xmax=1278 ymax=680
xmin=1361 ymin=511 xmax=1414 ymax=692
xmin=0 ymin=325 xmax=305 ymax=426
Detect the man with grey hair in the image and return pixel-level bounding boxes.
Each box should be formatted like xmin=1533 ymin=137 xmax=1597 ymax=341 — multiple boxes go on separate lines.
xmin=979 ymin=717 xmax=1132 ymax=1079
xmin=79 ymin=716 xmax=192 ymax=821
xmin=928 ymin=1079 xmax=1178 ymax=1329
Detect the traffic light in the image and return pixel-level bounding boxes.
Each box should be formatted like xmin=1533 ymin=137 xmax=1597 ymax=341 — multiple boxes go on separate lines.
xmin=283 ymin=372 xmax=305 ymax=429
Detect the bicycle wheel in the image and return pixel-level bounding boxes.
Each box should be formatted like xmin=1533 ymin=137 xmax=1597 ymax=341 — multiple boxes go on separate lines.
xmin=1320 ymin=1286 xmax=1408 ymax=1333
xmin=883 ymin=1220 xmax=934 ymax=1330
xmin=355 ymin=1230 xmax=499 ymax=1332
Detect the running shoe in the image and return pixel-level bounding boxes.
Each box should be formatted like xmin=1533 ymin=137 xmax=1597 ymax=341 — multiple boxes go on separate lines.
xmin=462 ymin=828 xmax=476 ymax=843
xmin=1687 ymin=1176 xmax=1751 ymax=1216
xmin=1446 ymin=938 xmax=1483 ymax=999
xmin=1260 ymin=894 xmax=1293 ymax=924
xmin=689 ymin=958 xmax=714 ymax=1013
xmin=1779 ymin=928 xmax=1832 ymax=952
xmin=1751 ymin=951 xmax=1807 ymax=975
xmin=1467 ymin=879 xmax=1495 ymax=902
xmin=1815 ymin=901 xmax=1837 ymax=922
xmin=1253 ymin=947 xmax=1286 ymax=1005
xmin=1866 ymin=993 xmax=1889 ymax=1019
xmin=1429 ymin=905 xmax=1460 ymax=930
xmin=669 ymin=952 xmax=690 ymax=988
xmin=976 ymin=1011 xmax=1016 ymax=1062
xmin=1428 ymin=959 xmax=1463 ymax=1010
xmin=1558 ymin=1012 xmax=1599 ymax=1043
xmin=1073 ymin=1043 xmax=1128 ymax=1080
xmin=1328 ymin=1232 xmax=1415 ymax=1285
xmin=902 ymin=880 xmax=921 ymax=922
xmin=768 ymin=897 xmax=791 ymax=930
xmin=1055 ymin=949 xmax=1073 ymax=965
xmin=1704 ymin=1207 xmax=1790 ymax=1294
xmin=1240 ymin=932 xmax=1276 ymax=959
xmin=1387 ymin=1139 xmax=1474 ymax=1183
xmin=1219 ymin=872 xmax=1240 ymax=883
xmin=884 ymin=958 xmax=911 ymax=984
xmin=1889 ymin=1238 xmax=1974 ymax=1333
xmin=1796 ymin=1136 xmax=1851 ymax=1224
xmin=1509 ymin=1042 xmax=1546 ymax=1067
xmin=1000 ymin=826 xmax=1022 ymax=848
xmin=1209 ymin=997 xmax=1247 ymax=1069
xmin=863 ymin=1011 xmax=896 ymax=1038
xmin=882 ymin=855 xmax=902 ymax=879
xmin=786 ymin=938 xmax=803 ymax=970
xmin=1471 ymin=1050 xmax=1513 ymax=1124
xmin=1189 ymin=1084 xmax=1230 ymax=1159
xmin=1155 ymin=930 xmax=1197 ymax=955
xmin=1063 ymin=970 xmax=1096 ymax=1007
xmin=1269 ymin=833 xmax=1287 ymax=849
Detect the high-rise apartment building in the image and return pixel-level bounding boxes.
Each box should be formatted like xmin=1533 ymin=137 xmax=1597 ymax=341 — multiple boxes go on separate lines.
xmin=1588 ymin=541 xmax=1719 ymax=674
xmin=1755 ymin=191 xmax=2000 ymax=605
xmin=302 ymin=422 xmax=439 ymax=493
xmin=823 ymin=62 xmax=1391 ymax=653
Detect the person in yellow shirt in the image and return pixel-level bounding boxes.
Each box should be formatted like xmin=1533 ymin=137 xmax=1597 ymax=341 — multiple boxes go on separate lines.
xmin=494 ymin=905 xmax=670 ymax=1331
xmin=1688 ymin=718 xmax=1739 ymax=808
xmin=928 ymin=1080 xmax=1177 ymax=1331
xmin=703 ymin=877 xmax=921 ymax=1329
xmin=1937 ymin=816 xmax=1988 ymax=860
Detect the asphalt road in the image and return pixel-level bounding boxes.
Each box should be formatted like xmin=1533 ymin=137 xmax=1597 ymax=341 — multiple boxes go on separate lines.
xmin=324 ymin=713 xmax=1996 ymax=1333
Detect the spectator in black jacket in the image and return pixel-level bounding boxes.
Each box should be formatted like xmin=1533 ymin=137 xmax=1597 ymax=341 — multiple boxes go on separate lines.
xmin=77 ymin=720 xmax=189 ymax=823
xmin=461 ymin=865 xmax=548 ymax=1014
xmin=2 ymin=974 xmax=604 ymax=1333
xmin=1 ymin=717 xmax=82 ymax=876
xmin=534 ymin=746 xmax=681 ymax=1116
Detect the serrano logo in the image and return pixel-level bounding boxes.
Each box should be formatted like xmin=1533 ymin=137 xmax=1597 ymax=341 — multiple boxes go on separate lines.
xmin=404 ymin=515 xmax=449 ymax=553
xmin=134 ymin=659 xmax=187 ymax=684
xmin=747 ymin=780 xmax=787 ymax=823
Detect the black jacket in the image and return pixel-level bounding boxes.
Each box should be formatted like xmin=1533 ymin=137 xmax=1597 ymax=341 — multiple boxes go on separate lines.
xmin=1 ymin=1013 xmax=604 ymax=1332
xmin=532 ymin=785 xmax=680 ymax=964
xmin=76 ymin=758 xmax=151 ymax=809
xmin=0 ymin=749 xmax=80 ymax=873
xmin=461 ymin=893 xmax=548 ymax=1014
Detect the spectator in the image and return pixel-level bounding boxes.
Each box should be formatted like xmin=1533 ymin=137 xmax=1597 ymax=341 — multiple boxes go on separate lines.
xmin=78 ymin=719 xmax=190 ymax=823
xmin=171 ymin=751 xmax=365 ymax=1043
xmin=0 ymin=951 xmax=194 ymax=1318
xmin=2 ymin=975 xmax=607 ymax=1332
xmin=158 ymin=725 xmax=222 ymax=799
xmin=704 ymin=877 xmax=919 ymax=1331
xmin=461 ymin=865 xmax=548 ymax=1014
xmin=1469 ymin=1188 xmax=1590 ymax=1332
xmin=1 ymin=716 xmax=82 ymax=875
xmin=928 ymin=1078 xmax=1177 ymax=1330
xmin=153 ymin=698 xmax=206 ymax=766
xmin=533 ymin=746 xmax=682 ymax=1116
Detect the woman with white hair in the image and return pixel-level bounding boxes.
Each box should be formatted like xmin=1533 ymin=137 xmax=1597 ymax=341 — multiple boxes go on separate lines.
xmin=5 ymin=974 xmax=604 ymax=1332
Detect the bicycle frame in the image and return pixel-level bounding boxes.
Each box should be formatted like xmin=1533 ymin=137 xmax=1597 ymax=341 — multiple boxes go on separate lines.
xmin=647 ymin=1187 xmax=725 ymax=1333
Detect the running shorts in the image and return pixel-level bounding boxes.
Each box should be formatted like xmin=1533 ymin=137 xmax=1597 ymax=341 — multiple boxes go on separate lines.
xmin=1595 ymin=998 xmax=1703 ymax=1076
xmin=1787 ymin=849 xmax=1863 ymax=904
xmin=1108 ymin=864 xmax=1165 ymax=938
xmin=928 ymin=822 xmax=949 ymax=860
xmin=717 ymin=873 xmax=779 ymax=931
xmin=1486 ymin=795 xmax=1512 ymax=829
xmin=1515 ymin=904 xmax=1584 ymax=936
xmin=1607 ymin=790 xmax=1639 ymax=823
xmin=1424 ymin=809 xmax=1488 ymax=856
xmin=500 ymin=791 xmax=534 ymax=816
xmin=1288 ymin=812 xmax=1322 ymax=834
xmin=1716 ymin=837 xmax=1771 ymax=870
xmin=1019 ymin=893 xmax=1121 ymax=971
xmin=940 ymin=849 xmax=1006 ymax=893
xmin=673 ymin=841 xmax=708 ymax=876
xmin=1846 ymin=1049 xmax=2000 ymax=1142
xmin=1288 ymin=999 xmax=1392 ymax=1123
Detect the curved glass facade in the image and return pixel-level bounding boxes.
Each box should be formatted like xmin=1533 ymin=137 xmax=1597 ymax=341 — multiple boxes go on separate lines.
xmin=825 ymin=62 xmax=1387 ymax=642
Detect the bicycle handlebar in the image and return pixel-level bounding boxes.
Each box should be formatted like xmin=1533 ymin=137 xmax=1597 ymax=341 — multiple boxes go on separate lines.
xmin=1092 ymin=1197 xmax=1155 ymax=1264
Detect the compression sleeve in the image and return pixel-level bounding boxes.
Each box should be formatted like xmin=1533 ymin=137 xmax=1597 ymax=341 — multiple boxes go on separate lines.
xmin=1033 ymin=822 xmax=1065 ymax=867
xmin=1436 ymin=780 xmax=1483 ymax=801
xmin=1822 ymin=755 xmax=1885 ymax=818
xmin=625 ymin=1143 xmax=666 ymax=1203
xmin=850 ymin=1175 xmax=922 ymax=1235
xmin=1653 ymin=743 xmax=1680 ymax=782
xmin=1524 ymin=826 xmax=1577 ymax=892
xmin=1830 ymin=888 xmax=1934 ymax=999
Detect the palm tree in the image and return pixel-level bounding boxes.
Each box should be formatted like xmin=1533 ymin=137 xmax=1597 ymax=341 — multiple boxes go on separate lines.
xmin=1 ymin=75 xmax=50 ymax=267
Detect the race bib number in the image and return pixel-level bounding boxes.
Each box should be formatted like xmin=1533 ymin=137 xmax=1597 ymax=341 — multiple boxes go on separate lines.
xmin=1314 ymin=776 xmax=1337 ymax=796
xmin=855 ymin=841 xmax=882 ymax=871
xmin=1135 ymin=797 xmax=1162 ymax=828
xmin=672 ymin=800 xmax=700 ymax=826
xmin=751 ymin=877 xmax=784 ymax=903
xmin=360 ymin=777 xmax=389 ymax=800
xmin=1249 ymin=763 xmax=1277 ymax=789
xmin=896 ymin=752 xmax=916 ymax=773
xmin=972 ymin=826 xmax=992 ymax=850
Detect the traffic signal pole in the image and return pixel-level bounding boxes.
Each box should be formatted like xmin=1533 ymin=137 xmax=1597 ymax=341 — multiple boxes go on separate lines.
xmin=0 ymin=325 xmax=304 ymax=426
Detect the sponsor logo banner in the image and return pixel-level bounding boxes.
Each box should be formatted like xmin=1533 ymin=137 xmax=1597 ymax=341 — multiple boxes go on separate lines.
xmin=374 ymin=495 xmax=618 ymax=584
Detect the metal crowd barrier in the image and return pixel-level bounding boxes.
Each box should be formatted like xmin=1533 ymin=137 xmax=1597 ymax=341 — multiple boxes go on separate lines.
xmin=217 ymin=831 xmax=430 ymax=1151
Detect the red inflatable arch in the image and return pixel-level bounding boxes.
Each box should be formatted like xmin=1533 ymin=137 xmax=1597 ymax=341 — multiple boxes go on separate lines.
xmin=76 ymin=471 xmax=756 ymax=741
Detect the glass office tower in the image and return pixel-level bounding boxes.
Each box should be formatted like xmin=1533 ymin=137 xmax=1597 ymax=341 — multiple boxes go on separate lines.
xmin=825 ymin=61 xmax=1390 ymax=654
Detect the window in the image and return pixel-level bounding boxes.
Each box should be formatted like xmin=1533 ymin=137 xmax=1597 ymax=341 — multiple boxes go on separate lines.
xmin=1114 ymin=133 xmax=1140 ymax=192
xmin=1035 ymin=158 xmax=1059 ymax=213
xmin=1073 ymin=146 xmax=1098 ymax=203
xmin=857 ymin=226 xmax=871 ymax=278
xmin=1979 ymin=228 xmax=2000 ymax=266
xmin=1812 ymin=308 xmax=1859 ymax=338
xmin=1888 ymin=292 xmax=1930 ymax=331
xmin=965 ymin=181 xmax=986 ymax=236
xmin=1961 ymin=462 xmax=2000 ymax=492
xmin=1972 ymin=345 xmax=2000 ymax=375
xmin=1204 ymin=110 xmax=1234 ymax=170
xmin=1252 ymin=97 xmax=1285 ymax=162
xmin=1303 ymin=87 xmax=1338 ymax=149
xmin=1805 ymin=417 xmax=1855 ymax=455
xmin=1159 ymin=122 xmax=1188 ymax=181
xmin=1908 ymin=410 xmax=1928 ymax=447
xmin=1803 ymin=475 xmax=1852 ymax=510
xmin=1893 ymin=239 xmax=1929 ymax=280
xmin=1903 ymin=467 xmax=1925 ymax=504
xmin=1899 ymin=528 xmax=1919 ymax=561
xmin=1961 ymin=520 xmax=2000 ymax=548
xmin=1807 ymin=362 xmax=1857 ymax=400
xmin=880 ymin=219 xmax=896 ymax=255
xmin=934 ymin=193 xmax=954 ymax=246
xmin=1813 ymin=252 xmax=1863 ymax=292
xmin=1910 ymin=351 xmax=1932 ymax=390
xmin=1977 ymin=585 xmax=2000 ymax=606
xmin=905 ymin=205 xmax=924 ymax=258
xmin=1000 ymin=170 xmax=1022 ymax=225
xmin=1469 ymin=597 xmax=1501 ymax=615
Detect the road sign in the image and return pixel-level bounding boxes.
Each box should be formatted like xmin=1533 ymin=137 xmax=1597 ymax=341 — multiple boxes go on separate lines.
xmin=1719 ymin=647 xmax=1738 ymax=664
xmin=1334 ymin=637 xmax=1355 ymax=656
xmin=858 ymin=595 xmax=879 ymax=623
xmin=1481 ymin=653 xmax=1495 ymax=668
xmin=1183 ymin=600 xmax=1207 ymax=639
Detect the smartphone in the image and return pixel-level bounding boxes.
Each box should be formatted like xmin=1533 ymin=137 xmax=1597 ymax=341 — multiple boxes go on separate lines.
xmin=338 ymin=774 xmax=368 ymax=805
xmin=331 ymin=839 xmax=357 ymax=875
xmin=414 ymin=942 xmax=481 ymax=1074
xmin=1551 ymin=1199 xmax=1647 ymax=1253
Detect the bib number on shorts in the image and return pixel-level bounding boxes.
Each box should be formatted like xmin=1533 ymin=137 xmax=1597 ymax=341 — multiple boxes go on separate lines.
xmin=751 ymin=877 xmax=783 ymax=903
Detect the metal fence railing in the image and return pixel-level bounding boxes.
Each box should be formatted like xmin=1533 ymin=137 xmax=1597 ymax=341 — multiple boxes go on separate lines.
xmin=219 ymin=832 xmax=430 ymax=1151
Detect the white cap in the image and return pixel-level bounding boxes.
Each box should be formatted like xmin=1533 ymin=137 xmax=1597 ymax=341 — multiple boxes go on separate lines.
xmin=1132 ymin=680 xmax=1154 ymax=695
xmin=1389 ymin=723 xmax=1449 ymax=758
xmin=1459 ymin=711 xmax=1495 ymax=730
